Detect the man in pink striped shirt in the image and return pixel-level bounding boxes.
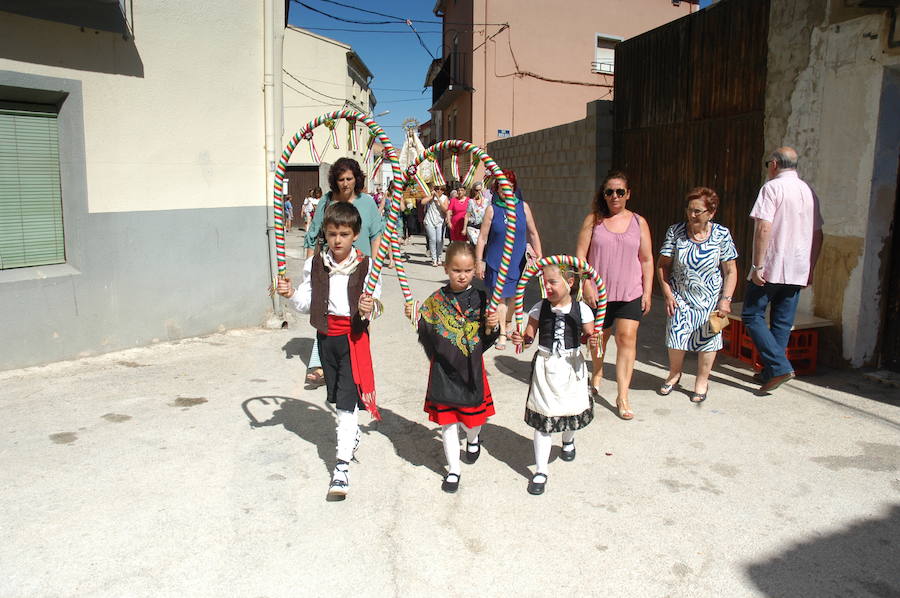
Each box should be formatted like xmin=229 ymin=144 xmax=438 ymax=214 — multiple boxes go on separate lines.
xmin=742 ymin=147 xmax=824 ymax=393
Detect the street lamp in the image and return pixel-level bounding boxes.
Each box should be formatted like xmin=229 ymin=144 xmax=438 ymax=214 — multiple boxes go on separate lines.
xmin=373 ymin=110 xmax=390 ymax=117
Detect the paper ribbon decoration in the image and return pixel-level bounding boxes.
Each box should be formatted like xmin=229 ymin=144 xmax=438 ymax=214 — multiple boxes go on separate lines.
xmin=323 ymin=118 xmax=339 ymax=149
xmin=371 ymin=155 xmax=384 ymax=182
xmin=401 ymin=139 xmax=517 ymax=317
xmin=461 ymin=159 xmax=479 ymax=188
xmin=347 ymin=117 xmax=358 ymax=153
xmin=408 ymin=164 xmax=431 ymax=197
xmin=512 ymin=254 xmax=608 ymax=358
xmin=427 ymin=152 xmax=446 ymax=187
xmin=302 ymin=129 xmax=319 ymax=163
xmin=450 ymin=147 xmax=461 ymax=180
xmin=363 ymin=132 xmax=376 ymax=163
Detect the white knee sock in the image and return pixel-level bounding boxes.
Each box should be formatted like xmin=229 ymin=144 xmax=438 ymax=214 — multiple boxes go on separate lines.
xmin=335 ymin=407 xmax=359 ymax=463
xmin=533 ymin=430 xmax=552 ymax=475
xmin=442 ymin=423 xmax=461 ymax=475
xmin=463 ymin=424 xmax=481 ymax=451
xmin=561 ymin=430 xmax=575 ymax=446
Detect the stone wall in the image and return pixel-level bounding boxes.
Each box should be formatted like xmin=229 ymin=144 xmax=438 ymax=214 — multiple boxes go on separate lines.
xmin=766 ymin=1 xmax=900 ymax=367
xmin=486 ymin=100 xmax=613 ymax=257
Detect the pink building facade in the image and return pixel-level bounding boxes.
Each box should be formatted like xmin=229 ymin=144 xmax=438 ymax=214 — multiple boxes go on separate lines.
xmin=426 ymin=0 xmax=698 ymax=150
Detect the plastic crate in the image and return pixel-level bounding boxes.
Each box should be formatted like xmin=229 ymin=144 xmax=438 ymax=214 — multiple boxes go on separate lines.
xmin=738 ymin=327 xmax=818 ymax=376
xmin=720 ymin=319 xmax=742 ymax=358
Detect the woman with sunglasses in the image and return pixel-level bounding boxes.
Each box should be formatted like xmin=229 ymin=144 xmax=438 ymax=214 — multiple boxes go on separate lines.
xmin=657 ymin=187 xmax=737 ymax=403
xmin=575 ymin=171 xmax=653 ymax=420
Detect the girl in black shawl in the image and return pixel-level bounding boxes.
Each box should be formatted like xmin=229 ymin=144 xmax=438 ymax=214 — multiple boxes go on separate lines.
xmin=406 ymin=242 xmax=499 ymax=493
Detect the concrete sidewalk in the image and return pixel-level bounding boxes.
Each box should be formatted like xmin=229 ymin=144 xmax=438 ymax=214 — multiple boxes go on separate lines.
xmin=2 ymin=229 xmax=899 ymax=598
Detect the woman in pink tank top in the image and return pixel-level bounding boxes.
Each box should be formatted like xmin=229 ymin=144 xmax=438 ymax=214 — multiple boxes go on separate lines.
xmin=575 ymin=171 xmax=653 ymax=420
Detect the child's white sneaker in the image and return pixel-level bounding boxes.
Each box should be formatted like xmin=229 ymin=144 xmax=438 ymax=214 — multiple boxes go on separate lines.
xmin=327 ymin=460 xmax=349 ymax=501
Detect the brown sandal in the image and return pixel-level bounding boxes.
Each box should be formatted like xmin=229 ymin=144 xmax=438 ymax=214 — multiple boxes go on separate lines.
xmin=305 ymin=368 xmax=325 ymax=386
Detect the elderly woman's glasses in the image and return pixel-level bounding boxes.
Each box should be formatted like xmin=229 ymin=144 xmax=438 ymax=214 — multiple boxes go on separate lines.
xmin=604 ymin=188 xmax=626 ymax=197
xmin=687 ymin=208 xmax=708 ymax=216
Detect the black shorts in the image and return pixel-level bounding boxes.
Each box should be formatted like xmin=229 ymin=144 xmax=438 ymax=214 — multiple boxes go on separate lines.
xmin=601 ymin=297 xmax=643 ymax=329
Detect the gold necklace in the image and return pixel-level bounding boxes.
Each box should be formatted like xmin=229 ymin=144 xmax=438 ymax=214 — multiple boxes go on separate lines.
xmin=688 ymin=225 xmax=710 ymax=242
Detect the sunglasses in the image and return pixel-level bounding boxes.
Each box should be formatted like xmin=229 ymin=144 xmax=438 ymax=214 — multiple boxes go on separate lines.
xmin=604 ymin=188 xmax=627 ymax=197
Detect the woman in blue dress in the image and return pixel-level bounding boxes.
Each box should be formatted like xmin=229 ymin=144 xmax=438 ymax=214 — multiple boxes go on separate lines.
xmin=475 ymin=170 xmax=543 ymax=350
xmin=657 ymin=187 xmax=738 ymax=403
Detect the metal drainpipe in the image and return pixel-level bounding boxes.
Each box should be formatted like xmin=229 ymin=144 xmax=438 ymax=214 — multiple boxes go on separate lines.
xmin=263 ymin=0 xmax=285 ymax=323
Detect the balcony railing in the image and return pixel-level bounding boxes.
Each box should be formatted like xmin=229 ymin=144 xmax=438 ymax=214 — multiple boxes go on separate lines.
xmin=431 ymin=51 xmax=470 ymax=107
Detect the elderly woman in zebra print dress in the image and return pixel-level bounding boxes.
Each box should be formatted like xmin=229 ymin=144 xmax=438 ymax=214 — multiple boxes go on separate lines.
xmin=657 ymin=187 xmax=738 ymax=403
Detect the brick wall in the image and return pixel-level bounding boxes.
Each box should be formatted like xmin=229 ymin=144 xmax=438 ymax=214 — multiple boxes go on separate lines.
xmin=486 ymin=100 xmax=613 ymax=256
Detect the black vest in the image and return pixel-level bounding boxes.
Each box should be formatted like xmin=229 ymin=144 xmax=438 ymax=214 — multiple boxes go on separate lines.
xmin=309 ymin=252 xmax=369 ymax=334
xmin=537 ymin=299 xmax=582 ymax=350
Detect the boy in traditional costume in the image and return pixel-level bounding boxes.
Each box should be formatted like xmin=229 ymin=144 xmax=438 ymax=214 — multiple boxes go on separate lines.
xmin=277 ymin=202 xmax=381 ymax=500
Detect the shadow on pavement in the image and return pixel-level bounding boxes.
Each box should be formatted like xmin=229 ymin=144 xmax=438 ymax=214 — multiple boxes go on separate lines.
xmin=241 ymin=397 xmax=447 ymax=478
xmin=281 ymin=337 xmax=314 ymax=367
xmin=365 ymin=406 xmax=445 ymax=478
xmin=746 ymin=504 xmax=900 ymax=598
xmin=242 ymin=395 xmax=335 ymax=476
xmin=481 ymin=422 xmax=534 ymax=480
xmin=492 ymin=354 xmax=532 ymax=385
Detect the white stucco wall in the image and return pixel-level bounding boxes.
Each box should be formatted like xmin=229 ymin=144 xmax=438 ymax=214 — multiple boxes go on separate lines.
xmin=768 ymin=6 xmax=900 ymax=366
xmin=0 ymin=1 xmax=266 ymax=213
xmin=282 ymin=27 xmax=374 ymax=171
xmin=0 ymin=1 xmax=276 ymax=370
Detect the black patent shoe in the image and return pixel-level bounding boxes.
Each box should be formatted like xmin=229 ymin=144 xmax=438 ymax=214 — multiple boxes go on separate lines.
xmin=527 ymin=473 xmax=548 ymax=495
xmin=442 ymin=472 xmax=460 ymax=493
xmin=560 ymin=441 xmax=576 ymax=462
xmin=461 ymin=440 xmax=481 ymax=464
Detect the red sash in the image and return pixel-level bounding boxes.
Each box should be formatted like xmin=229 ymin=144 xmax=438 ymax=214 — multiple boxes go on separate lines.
xmin=327 ymin=315 xmax=380 ymax=420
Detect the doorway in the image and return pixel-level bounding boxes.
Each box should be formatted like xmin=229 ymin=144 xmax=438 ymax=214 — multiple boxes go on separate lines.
xmin=879 ymin=150 xmax=900 ymax=372
xmin=285 ymin=166 xmax=320 ymax=230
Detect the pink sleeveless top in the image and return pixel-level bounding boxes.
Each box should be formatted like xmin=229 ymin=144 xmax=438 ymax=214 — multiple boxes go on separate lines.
xmin=587 ymin=213 xmax=643 ymax=302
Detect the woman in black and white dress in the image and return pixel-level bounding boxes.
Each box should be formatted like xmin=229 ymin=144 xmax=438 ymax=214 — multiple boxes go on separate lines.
xmin=657 ymin=187 xmax=738 ymax=403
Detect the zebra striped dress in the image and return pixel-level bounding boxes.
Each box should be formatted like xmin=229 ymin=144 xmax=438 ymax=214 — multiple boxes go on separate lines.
xmin=660 ymin=222 xmax=738 ymax=352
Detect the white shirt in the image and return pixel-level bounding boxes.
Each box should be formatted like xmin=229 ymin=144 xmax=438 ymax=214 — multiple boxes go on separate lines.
xmin=302 ymin=196 xmax=319 ymax=216
xmin=424 ymin=194 xmax=447 ymax=226
xmin=527 ymin=300 xmax=594 ymax=353
xmin=749 ymin=170 xmax=823 ymax=285
xmin=288 ymin=248 xmax=382 ymax=316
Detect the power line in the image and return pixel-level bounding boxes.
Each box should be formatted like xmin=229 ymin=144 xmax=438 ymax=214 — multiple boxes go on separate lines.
xmin=316 ymin=0 xmax=509 ymax=26
xmin=293 ymin=0 xmax=436 ymax=60
xmin=295 ymin=1 xmax=395 ymax=24
xmin=406 ymin=18 xmax=436 ymax=60
xmin=375 ymin=98 xmax=431 ymax=104
xmin=283 ymin=81 xmax=344 ymax=105
xmin=300 ymin=26 xmax=441 ymax=34
xmin=373 ymin=86 xmax=426 ymax=92
xmin=279 ymin=72 xmax=423 ymax=92
xmin=284 ymin=70 xmax=423 ymax=97
xmin=318 ymin=0 xmax=415 ymax=22
xmin=283 ymin=68 xmax=348 ymax=101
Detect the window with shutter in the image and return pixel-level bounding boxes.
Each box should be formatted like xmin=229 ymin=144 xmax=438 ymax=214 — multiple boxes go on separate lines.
xmin=0 ymin=103 xmax=65 ymax=270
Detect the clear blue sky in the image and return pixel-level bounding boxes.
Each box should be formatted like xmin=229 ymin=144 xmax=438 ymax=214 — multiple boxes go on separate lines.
xmin=286 ymin=0 xmax=441 ymax=137
xmin=286 ymin=0 xmax=715 ymax=138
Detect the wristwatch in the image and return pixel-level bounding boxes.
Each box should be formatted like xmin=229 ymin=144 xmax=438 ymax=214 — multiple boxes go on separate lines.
xmin=721 ymin=295 xmax=733 ymax=301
